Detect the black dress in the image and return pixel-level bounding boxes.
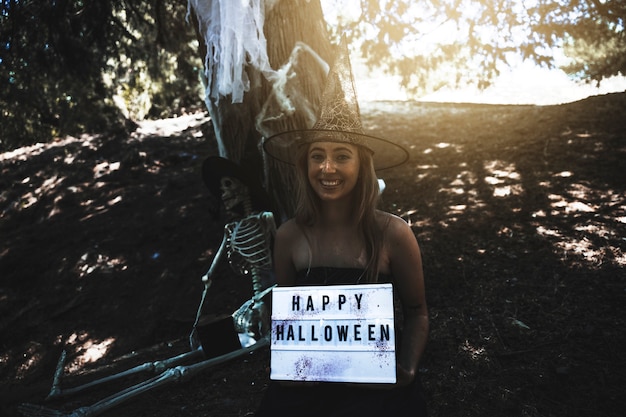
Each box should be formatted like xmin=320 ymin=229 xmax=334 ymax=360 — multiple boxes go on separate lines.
xmin=254 ymin=267 xmax=428 ymax=417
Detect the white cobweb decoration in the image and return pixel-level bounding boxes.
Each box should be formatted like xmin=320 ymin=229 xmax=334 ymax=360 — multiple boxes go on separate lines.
xmin=187 ymin=0 xmax=276 ymax=104
xmin=187 ymin=0 xmax=329 ymax=164
xmin=256 ymin=42 xmax=330 ymax=138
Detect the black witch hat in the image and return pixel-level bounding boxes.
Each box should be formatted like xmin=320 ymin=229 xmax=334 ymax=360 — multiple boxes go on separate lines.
xmin=202 ymin=156 xmax=273 ymax=215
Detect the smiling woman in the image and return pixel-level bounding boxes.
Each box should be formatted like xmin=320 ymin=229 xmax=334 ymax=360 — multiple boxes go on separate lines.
xmin=256 ymin=39 xmax=428 ymax=417
xmin=305 ymin=142 xmax=361 ymax=203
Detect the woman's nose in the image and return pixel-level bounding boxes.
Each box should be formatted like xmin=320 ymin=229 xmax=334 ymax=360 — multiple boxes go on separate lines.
xmin=321 ymin=159 xmax=335 ymax=172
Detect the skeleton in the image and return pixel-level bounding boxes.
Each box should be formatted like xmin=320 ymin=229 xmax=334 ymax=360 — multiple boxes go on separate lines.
xmin=18 ymin=33 xmax=332 ymax=417
xmin=19 ymin=160 xmax=277 ymax=417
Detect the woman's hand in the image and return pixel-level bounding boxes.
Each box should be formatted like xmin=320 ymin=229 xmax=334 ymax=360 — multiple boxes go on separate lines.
xmin=395 ymin=363 xmax=415 ymax=387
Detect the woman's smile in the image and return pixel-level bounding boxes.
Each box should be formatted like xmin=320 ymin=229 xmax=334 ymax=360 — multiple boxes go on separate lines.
xmin=307 ymin=142 xmax=360 ymax=201
xmin=320 ymin=179 xmax=342 ymax=187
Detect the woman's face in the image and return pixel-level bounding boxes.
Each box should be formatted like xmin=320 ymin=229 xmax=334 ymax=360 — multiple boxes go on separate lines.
xmin=307 ymin=141 xmax=360 ymax=202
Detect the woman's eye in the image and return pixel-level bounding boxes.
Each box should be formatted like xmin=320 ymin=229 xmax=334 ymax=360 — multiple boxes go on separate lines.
xmin=310 ymin=154 xmax=324 ymax=162
xmin=336 ymin=154 xmax=350 ymax=161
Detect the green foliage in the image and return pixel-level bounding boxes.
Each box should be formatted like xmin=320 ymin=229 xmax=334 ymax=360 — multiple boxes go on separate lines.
xmin=330 ymin=0 xmax=625 ymax=96
xmin=561 ymin=10 xmax=626 ymax=82
xmin=1 ymin=0 xmax=623 ymax=151
xmin=0 ymin=0 xmax=203 ymax=152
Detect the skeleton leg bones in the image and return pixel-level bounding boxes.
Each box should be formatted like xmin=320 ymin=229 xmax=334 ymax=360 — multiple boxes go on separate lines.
xmin=24 ymin=158 xmax=278 ymax=415
xmin=18 ymin=337 xmax=269 ymax=417
xmin=27 ymin=212 xmax=276 ymax=414
xmin=44 ymin=233 xmax=230 ymax=401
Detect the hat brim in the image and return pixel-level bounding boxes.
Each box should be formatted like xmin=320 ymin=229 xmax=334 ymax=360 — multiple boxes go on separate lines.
xmin=263 ymin=129 xmax=409 ymax=171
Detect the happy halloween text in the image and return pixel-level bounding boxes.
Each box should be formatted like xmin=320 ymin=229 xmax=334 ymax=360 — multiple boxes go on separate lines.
xmin=273 ymin=293 xmax=391 ymax=343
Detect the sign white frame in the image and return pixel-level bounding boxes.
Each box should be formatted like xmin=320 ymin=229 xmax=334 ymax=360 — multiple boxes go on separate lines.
xmin=270 ymin=283 xmax=396 ymax=383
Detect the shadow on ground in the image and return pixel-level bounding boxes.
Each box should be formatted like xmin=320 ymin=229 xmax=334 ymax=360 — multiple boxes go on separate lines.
xmin=1 ymin=93 xmax=625 ymax=416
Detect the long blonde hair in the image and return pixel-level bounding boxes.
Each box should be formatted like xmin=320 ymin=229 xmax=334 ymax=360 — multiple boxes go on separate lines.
xmin=293 ymin=143 xmax=383 ymax=283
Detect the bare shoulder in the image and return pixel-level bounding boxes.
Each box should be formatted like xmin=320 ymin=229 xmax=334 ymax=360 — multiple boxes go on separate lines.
xmin=276 ymin=218 xmax=300 ymax=239
xmin=274 ymin=219 xmax=307 ymax=255
xmin=376 ymin=211 xmax=423 ymax=289
xmin=376 ymin=211 xmax=414 ymax=241
xmin=274 ymin=219 xmax=309 ymax=283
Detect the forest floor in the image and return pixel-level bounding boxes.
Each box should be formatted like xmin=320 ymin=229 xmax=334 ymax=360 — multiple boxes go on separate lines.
xmin=1 ymin=92 xmax=625 ymax=417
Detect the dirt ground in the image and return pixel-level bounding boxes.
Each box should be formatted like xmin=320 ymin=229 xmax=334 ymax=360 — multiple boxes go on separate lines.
xmin=1 ymin=92 xmax=625 ymax=417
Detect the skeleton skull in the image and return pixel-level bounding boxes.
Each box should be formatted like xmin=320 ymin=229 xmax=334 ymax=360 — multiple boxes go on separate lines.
xmin=220 ymin=176 xmax=249 ymax=210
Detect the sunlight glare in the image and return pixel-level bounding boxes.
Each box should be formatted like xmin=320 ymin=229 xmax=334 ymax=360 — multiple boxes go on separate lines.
xmin=460 ymin=340 xmax=488 ymax=362
xmin=15 ymin=174 xmax=67 ymax=211
xmin=93 ymin=161 xmax=121 ymax=179
xmin=493 ymin=186 xmax=512 ymax=197
xmin=324 ymin=1 xmax=626 ymax=104
xmin=133 ymin=112 xmax=210 ymax=138
xmin=449 ymin=204 xmax=467 ymax=212
xmin=65 ymin=332 xmax=116 ymax=373
xmin=535 ymin=221 xmax=625 ymax=267
xmin=483 ymin=160 xmax=523 ymax=198
xmin=75 ymin=251 xmax=128 ymax=278
xmin=548 ymin=193 xmax=596 ymax=213
xmin=16 ymin=343 xmax=44 ymax=379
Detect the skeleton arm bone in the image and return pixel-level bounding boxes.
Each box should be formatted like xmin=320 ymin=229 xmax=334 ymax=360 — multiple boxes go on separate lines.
xmin=202 ymin=232 xmax=229 ymax=284
xmin=262 ymin=211 xmax=277 ymax=236
xmin=190 ymin=232 xmax=228 ymax=350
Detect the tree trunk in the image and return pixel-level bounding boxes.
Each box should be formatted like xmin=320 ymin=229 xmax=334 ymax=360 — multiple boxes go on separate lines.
xmin=191 ymin=0 xmax=333 ymax=221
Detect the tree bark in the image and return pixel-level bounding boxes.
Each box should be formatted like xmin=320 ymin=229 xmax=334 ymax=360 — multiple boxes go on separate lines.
xmin=192 ymin=0 xmax=333 ymax=220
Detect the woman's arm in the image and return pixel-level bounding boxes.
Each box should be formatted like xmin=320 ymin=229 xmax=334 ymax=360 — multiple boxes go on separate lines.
xmin=386 ymin=215 xmax=429 ymax=386
xmin=271 ymin=220 xmax=323 ymax=387
xmin=272 ymin=219 xmax=298 ymax=286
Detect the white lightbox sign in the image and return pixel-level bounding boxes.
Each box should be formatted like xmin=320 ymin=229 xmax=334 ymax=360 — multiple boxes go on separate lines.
xmin=270 ymin=283 xmax=396 ymax=383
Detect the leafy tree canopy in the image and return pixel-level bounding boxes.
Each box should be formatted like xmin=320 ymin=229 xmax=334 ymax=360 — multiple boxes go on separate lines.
xmin=0 ymin=0 xmax=203 ymax=151
xmin=328 ymin=0 xmax=625 ymax=95
xmin=1 ymin=0 xmax=624 ymax=151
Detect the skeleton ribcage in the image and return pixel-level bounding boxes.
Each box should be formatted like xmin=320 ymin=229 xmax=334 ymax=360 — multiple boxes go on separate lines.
xmin=226 ymin=214 xmax=272 ymax=277
xmin=225 ymin=213 xmax=275 ymax=337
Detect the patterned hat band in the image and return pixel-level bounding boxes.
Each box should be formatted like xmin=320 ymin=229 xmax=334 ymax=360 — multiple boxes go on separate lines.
xmin=299 ymin=130 xmax=373 ymax=151
xmin=263 ymin=129 xmax=408 ymax=171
